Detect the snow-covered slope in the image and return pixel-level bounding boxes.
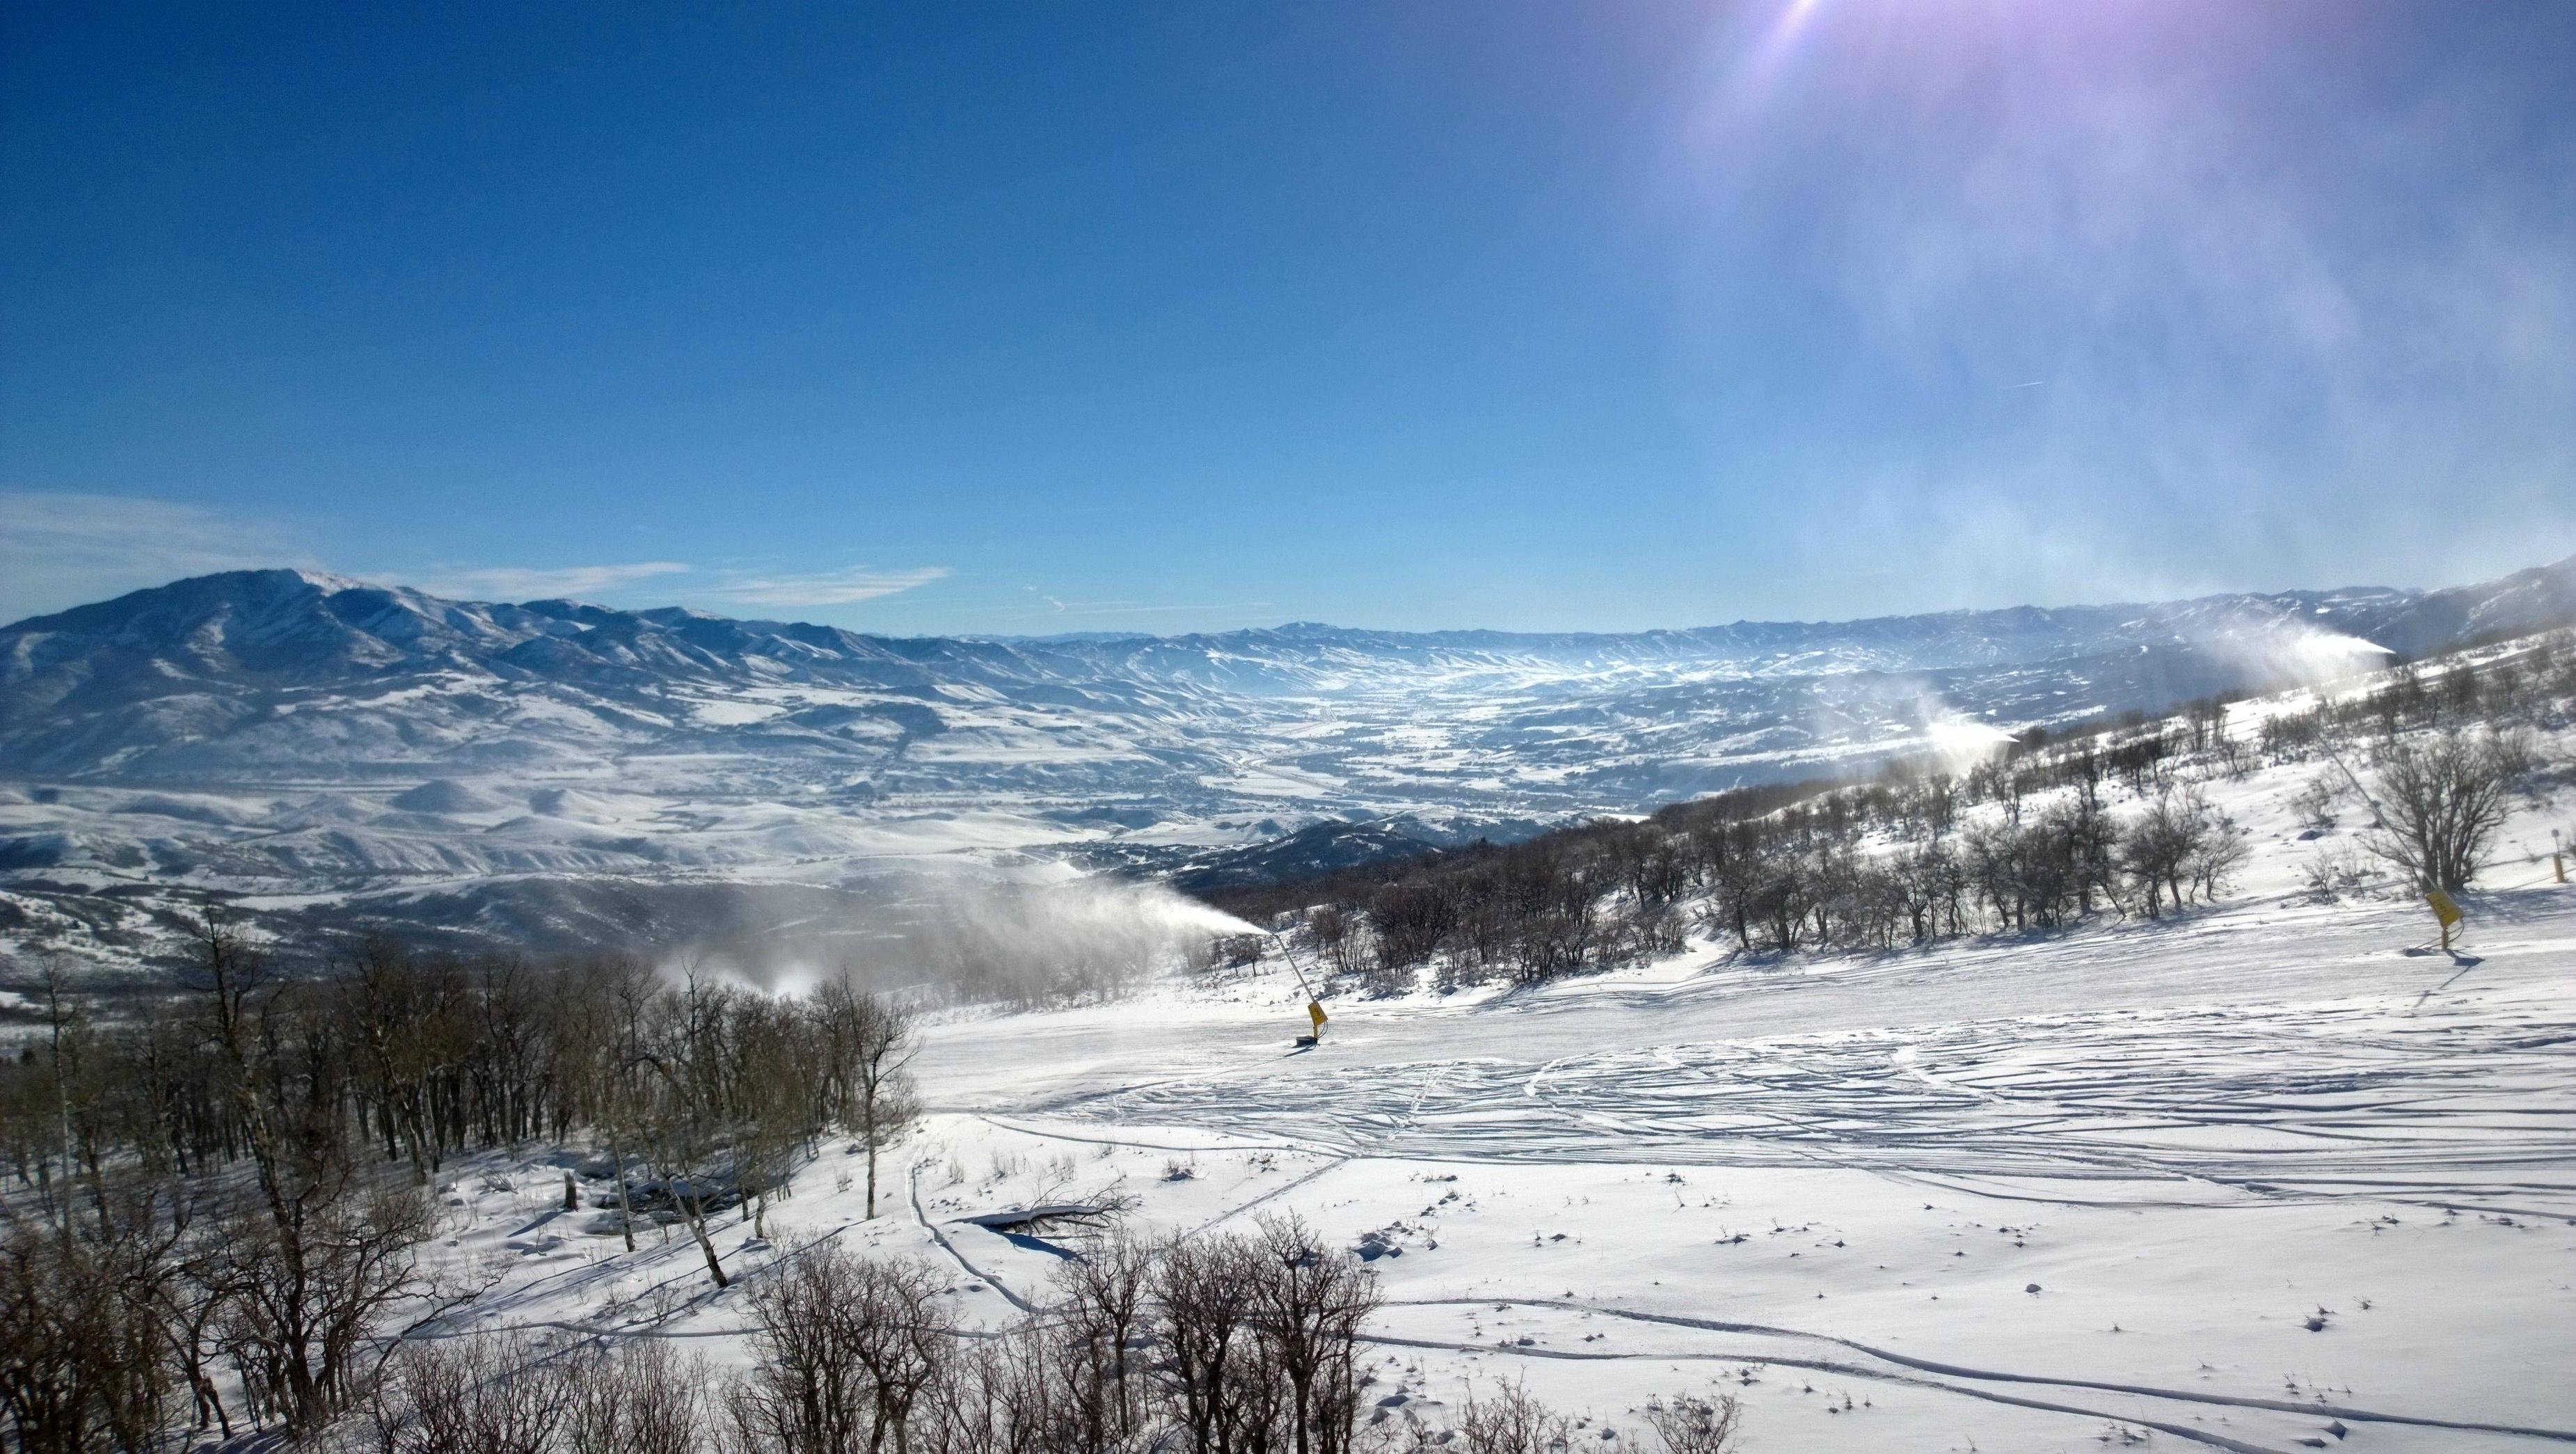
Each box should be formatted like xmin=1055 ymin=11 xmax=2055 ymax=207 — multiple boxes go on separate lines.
xmin=395 ymin=704 xmax=2576 ymax=1453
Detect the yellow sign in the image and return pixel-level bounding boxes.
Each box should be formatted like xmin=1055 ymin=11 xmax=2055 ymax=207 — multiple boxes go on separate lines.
xmin=2426 ymin=888 xmax=2463 ymax=929
xmin=1307 ymin=999 xmax=1328 ymax=1032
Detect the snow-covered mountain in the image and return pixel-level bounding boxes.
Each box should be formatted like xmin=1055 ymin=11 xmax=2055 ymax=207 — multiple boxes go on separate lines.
xmin=1 ymin=557 xmax=2570 ymax=963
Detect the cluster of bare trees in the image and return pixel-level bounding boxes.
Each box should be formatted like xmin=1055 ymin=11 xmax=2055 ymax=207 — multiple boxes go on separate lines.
xmin=1209 ymin=631 xmax=2576 ymax=990
xmin=2259 ymin=633 xmax=2576 ymax=757
xmin=1370 ymin=1381 xmax=1739 ymax=1454
xmin=2247 ymin=638 xmax=2561 ymax=893
xmin=363 ymin=1332 xmax=708 ymax=1454
xmin=0 ymin=918 xmax=923 ymax=1448
xmin=1232 ymin=771 xmax=2249 ymax=990
xmin=1298 ymin=833 xmax=1692 ymax=993
xmin=0 ymin=931 xmax=444 ymax=1445
xmin=356 ymin=1218 xmax=1733 ymax=1454
xmin=369 ymin=1217 xmax=1367 ymax=1453
xmin=1687 ymin=777 xmax=2245 ymax=953
xmin=1987 ymin=643 xmax=2557 ymax=899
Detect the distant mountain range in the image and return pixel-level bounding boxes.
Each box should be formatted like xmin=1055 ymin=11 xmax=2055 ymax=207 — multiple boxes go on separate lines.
xmin=1 ymin=555 xmax=2570 ymax=970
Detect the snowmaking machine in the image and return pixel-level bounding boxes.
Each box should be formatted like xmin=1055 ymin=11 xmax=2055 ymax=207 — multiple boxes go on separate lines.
xmin=1270 ymin=930 xmax=1331 ymax=1048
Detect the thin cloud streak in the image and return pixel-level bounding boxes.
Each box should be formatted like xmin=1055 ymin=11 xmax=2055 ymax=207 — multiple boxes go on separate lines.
xmin=409 ymin=562 xmax=692 ymax=601
xmin=0 ymin=489 xmax=317 ymax=625
xmin=1005 ymin=592 xmax=1278 ymax=620
xmin=399 ymin=562 xmax=951 ymax=611
xmin=703 ymin=565 xmax=952 ymax=608
xmin=0 ymin=491 xmax=952 ymax=622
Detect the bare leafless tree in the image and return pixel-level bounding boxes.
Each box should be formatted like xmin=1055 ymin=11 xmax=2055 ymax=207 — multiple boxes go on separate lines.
xmin=188 ymin=910 xmax=436 ymax=1436
xmin=2364 ymin=728 xmax=2530 ymax=892
xmin=0 ymin=1217 xmax=175 ymax=1453
xmin=729 ymin=1244 xmax=953 ymax=1454
xmin=632 ymin=972 xmax=742 ymax=1288
xmin=816 ymin=981 xmax=920 ymax=1219
xmin=1153 ymin=1233 xmax=1276 ymax=1454
xmin=1052 ymin=1228 xmax=1157 ymax=1448
xmin=566 ymin=1337 xmax=711 ymax=1454
xmin=367 ymin=1329 xmax=574 ymax=1454
xmin=1448 ymin=1380 xmax=1572 ymax=1454
xmin=1640 ymin=1391 xmax=1742 ymax=1453
xmin=1247 ymin=1214 xmax=1378 ymax=1454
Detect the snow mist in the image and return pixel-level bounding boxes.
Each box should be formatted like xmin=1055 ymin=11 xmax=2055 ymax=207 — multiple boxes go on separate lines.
xmin=692 ymin=869 xmax=1264 ymax=1007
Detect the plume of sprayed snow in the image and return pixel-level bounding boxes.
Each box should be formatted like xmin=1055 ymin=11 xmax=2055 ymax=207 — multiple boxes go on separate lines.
xmin=2185 ymin=619 xmax=2392 ymax=693
xmin=680 ymin=867 xmax=1264 ymax=1008
xmin=1919 ymin=702 xmax=2015 ymax=772
xmin=904 ymin=875 xmax=1264 ymax=1006
xmin=1882 ymin=620 xmax=2381 ymax=780
xmin=1789 ymin=676 xmax=2015 ymax=781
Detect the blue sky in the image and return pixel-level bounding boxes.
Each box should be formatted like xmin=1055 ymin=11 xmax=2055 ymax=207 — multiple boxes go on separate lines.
xmin=4 ymin=1 xmax=2572 ymax=634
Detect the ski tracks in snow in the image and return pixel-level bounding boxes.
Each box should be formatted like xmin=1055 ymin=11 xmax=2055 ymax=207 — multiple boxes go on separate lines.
xmin=1374 ymin=1297 xmax=2576 ymax=1449
xmin=1056 ymin=991 xmax=2576 ymax=1215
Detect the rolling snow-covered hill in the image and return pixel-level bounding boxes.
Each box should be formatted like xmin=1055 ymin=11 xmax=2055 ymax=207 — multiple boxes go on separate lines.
xmin=1 ymin=556 xmax=2571 ymax=965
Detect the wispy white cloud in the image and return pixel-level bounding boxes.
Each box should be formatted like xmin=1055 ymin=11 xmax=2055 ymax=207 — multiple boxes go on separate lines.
xmin=0 ymin=495 xmax=953 ymax=626
xmin=410 ymin=561 xmax=692 ymax=601
xmin=1003 ymin=589 xmax=1276 ymax=621
xmin=1054 ymin=600 xmax=1276 ymax=617
xmin=702 ymin=565 xmax=951 ymax=608
xmin=1670 ymin=1 xmax=2576 ymax=603
xmin=397 ymin=561 xmax=948 ymax=612
xmin=0 ymin=489 xmax=315 ymax=624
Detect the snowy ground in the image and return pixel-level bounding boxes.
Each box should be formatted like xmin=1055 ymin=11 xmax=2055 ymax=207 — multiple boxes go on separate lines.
xmin=385 ymin=682 xmax=2576 ymax=1452
xmin=416 ymin=856 xmax=2576 ymax=1453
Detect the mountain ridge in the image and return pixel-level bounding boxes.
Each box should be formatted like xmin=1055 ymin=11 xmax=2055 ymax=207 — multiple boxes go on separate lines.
xmin=15 ymin=557 xmax=2568 ymax=702
xmin=0 ymin=555 xmax=2570 ymax=932
xmin=5 ymin=557 xmax=2574 ymax=788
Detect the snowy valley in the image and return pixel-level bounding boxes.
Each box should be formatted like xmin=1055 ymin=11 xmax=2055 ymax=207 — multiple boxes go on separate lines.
xmin=311 ymin=645 xmax=2576 ymax=1451
xmin=3 ymin=557 xmax=2573 ymax=971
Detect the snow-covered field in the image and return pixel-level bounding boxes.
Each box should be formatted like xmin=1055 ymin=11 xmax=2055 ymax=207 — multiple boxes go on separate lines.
xmin=414 ymin=745 xmax=2576 ymax=1451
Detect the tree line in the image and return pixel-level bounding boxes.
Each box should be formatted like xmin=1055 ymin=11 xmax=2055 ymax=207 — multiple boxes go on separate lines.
xmin=0 ymin=915 xmax=921 ymax=1446
xmin=1204 ymin=630 xmax=2573 ymax=994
